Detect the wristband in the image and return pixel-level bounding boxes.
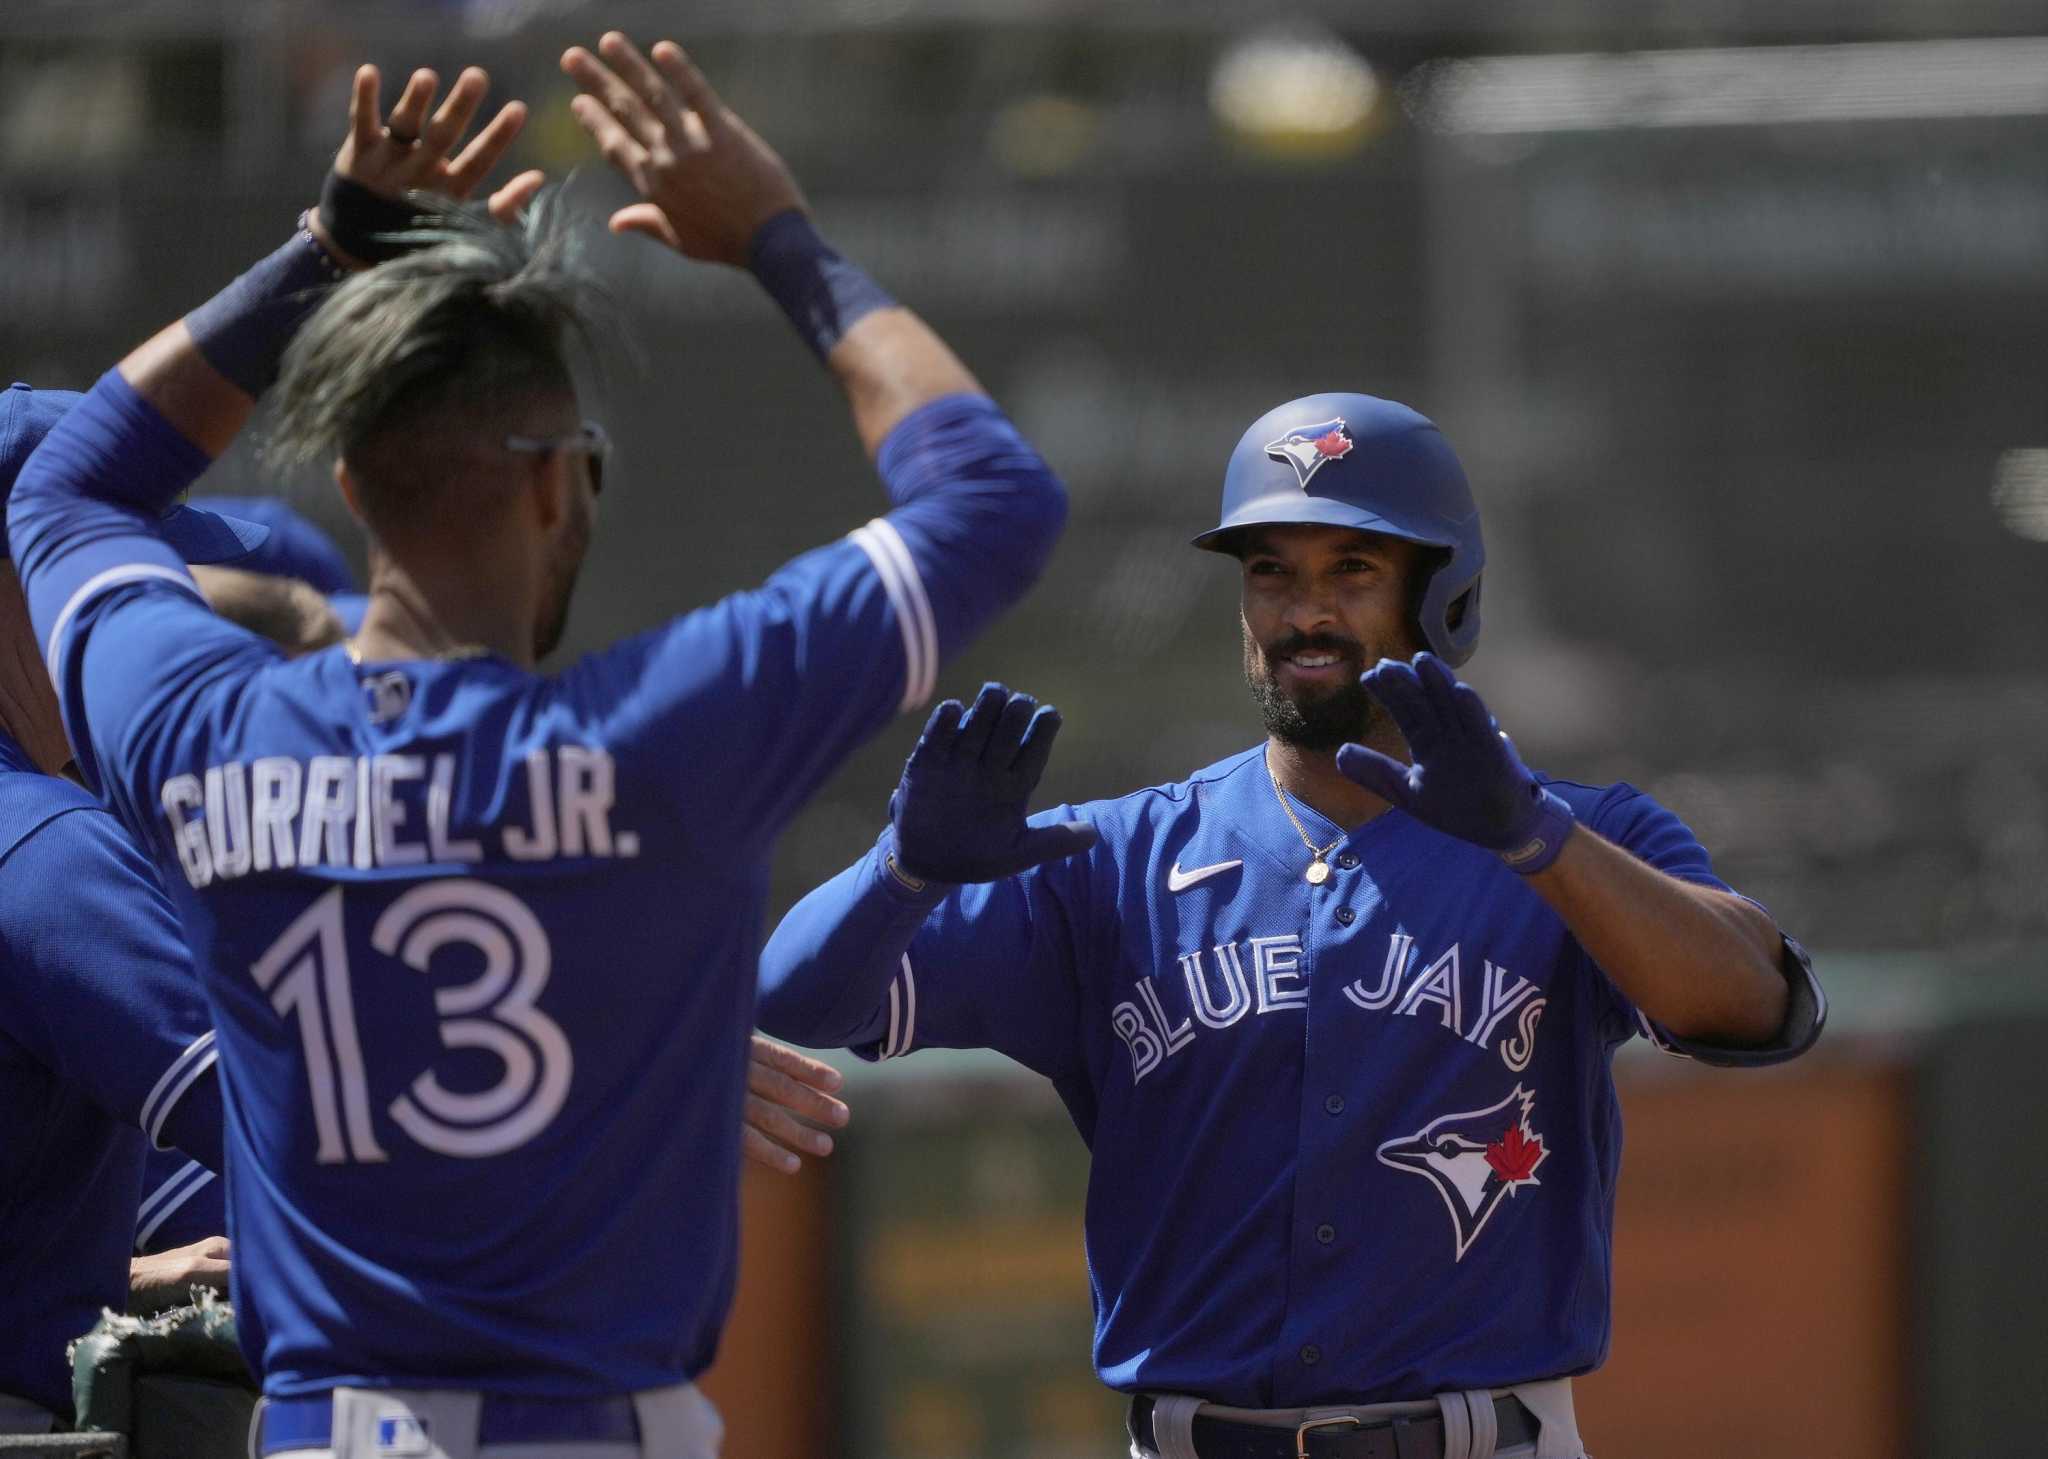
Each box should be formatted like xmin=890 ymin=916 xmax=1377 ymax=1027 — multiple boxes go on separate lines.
xmin=1498 ymin=789 xmax=1577 ymax=876
xmin=318 ymin=172 xmax=425 ymax=266
xmin=746 ymin=209 xmax=896 ymax=359
xmin=184 ymin=216 xmax=346 ymax=397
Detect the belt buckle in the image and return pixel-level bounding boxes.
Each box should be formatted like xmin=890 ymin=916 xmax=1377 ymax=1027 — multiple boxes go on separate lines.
xmin=1293 ymin=1414 xmax=1362 ymax=1459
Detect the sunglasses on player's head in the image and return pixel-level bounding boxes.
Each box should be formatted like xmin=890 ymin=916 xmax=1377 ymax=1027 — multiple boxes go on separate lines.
xmin=503 ymin=421 xmax=611 ymax=496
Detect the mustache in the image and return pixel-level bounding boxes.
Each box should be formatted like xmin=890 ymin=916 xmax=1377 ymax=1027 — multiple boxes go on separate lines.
xmin=1260 ymin=631 xmax=1364 ymax=663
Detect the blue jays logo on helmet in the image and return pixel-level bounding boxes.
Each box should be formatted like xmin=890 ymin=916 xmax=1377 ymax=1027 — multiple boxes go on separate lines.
xmin=1195 ymin=391 xmax=1486 ymax=667
xmin=1265 ymin=419 xmax=1354 ymax=489
xmin=1377 ymin=1085 xmax=1548 ymax=1260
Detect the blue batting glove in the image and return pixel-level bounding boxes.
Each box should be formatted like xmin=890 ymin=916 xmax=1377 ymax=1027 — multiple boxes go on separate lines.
xmin=887 ymin=682 xmax=1098 ymax=885
xmin=1335 ymin=653 xmax=1576 ymax=875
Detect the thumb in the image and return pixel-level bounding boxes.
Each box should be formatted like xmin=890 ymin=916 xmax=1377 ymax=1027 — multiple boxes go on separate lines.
xmin=609 ymin=202 xmax=682 ymax=249
xmin=1335 ymin=744 xmax=1413 ymax=805
xmin=487 ymin=169 xmax=546 ymax=224
xmin=1015 ymin=819 xmax=1099 ymax=868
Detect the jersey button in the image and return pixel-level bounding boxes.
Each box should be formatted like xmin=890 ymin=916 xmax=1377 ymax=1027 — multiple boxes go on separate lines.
xmin=1324 ymin=1093 xmax=1345 ymax=1115
xmin=1316 ymin=1223 xmax=1336 ymax=1244
xmin=1338 ymin=853 xmax=1359 ymax=870
xmin=1300 ymin=1344 xmax=1322 ymax=1366
xmin=1334 ymin=906 xmax=1356 ymax=925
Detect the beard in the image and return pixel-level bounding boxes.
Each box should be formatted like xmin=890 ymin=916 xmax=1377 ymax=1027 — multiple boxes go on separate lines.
xmin=1243 ymin=622 xmax=1383 ymax=751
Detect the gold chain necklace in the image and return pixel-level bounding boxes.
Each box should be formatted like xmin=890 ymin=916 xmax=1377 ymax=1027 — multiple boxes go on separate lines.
xmin=1267 ymin=754 xmax=1345 ymax=885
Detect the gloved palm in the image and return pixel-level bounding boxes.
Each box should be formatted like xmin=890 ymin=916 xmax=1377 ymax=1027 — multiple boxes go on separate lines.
xmin=1335 ymin=653 xmax=1575 ymax=872
xmin=890 ymin=682 xmax=1098 ymax=883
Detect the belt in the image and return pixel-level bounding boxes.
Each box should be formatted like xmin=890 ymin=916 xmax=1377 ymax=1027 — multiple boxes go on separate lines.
xmin=260 ymin=1392 xmax=640 ymax=1455
xmin=1129 ymin=1394 xmax=1537 ymax=1459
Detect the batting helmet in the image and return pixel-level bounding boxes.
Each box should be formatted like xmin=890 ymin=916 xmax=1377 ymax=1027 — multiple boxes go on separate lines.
xmin=1194 ymin=391 xmax=1484 ymax=666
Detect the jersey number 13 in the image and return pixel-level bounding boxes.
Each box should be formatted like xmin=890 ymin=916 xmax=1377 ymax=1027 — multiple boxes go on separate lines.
xmin=251 ymin=881 xmax=573 ymax=1162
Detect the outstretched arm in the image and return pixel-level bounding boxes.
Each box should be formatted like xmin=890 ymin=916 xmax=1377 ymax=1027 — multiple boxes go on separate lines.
xmin=759 ymin=685 xmax=1094 ymax=1068
xmin=1339 ymin=653 xmax=1812 ymax=1053
xmin=8 ymin=63 xmax=535 ymax=793
xmin=128 ymin=65 xmax=534 ymax=457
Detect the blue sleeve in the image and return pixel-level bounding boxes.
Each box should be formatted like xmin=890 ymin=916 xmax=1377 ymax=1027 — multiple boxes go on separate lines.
xmin=1581 ymin=783 xmax=1824 ymax=1068
xmin=134 ymin=1146 xmax=225 ymax=1255
xmin=563 ymin=393 xmax=1066 ymax=833
xmin=757 ymin=817 xmax=1090 ymax=1082
xmin=0 ymin=806 xmax=223 ymax=1169
xmin=8 ymin=372 xmax=281 ymax=802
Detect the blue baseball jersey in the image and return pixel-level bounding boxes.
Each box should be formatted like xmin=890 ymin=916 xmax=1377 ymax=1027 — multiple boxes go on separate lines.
xmin=135 ymin=1144 xmax=223 ymax=1256
xmin=0 ymin=729 xmax=223 ymax=1417
xmin=758 ymin=744 xmax=1824 ymax=1406
xmin=8 ymin=372 xmax=1065 ymax=1399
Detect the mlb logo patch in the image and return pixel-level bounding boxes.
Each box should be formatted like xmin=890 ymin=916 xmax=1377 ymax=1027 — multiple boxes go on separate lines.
xmin=1265 ymin=418 xmax=1354 ymax=489
xmin=375 ymin=1414 xmax=432 ymax=1457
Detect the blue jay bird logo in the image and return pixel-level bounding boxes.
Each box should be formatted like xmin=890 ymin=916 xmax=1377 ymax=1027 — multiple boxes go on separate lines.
xmin=1377 ymin=1085 xmax=1549 ymax=1260
xmin=1264 ymin=419 xmax=1354 ymax=489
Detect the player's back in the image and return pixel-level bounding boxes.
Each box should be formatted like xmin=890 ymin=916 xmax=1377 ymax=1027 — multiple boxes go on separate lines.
xmin=153 ymin=642 xmax=780 ymax=1398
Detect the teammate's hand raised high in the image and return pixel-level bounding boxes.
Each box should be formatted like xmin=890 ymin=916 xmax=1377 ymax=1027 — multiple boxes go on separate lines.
xmin=888 ymin=683 xmax=1098 ymax=885
xmin=563 ymin=32 xmax=805 ymax=265
xmin=333 ymin=65 xmax=536 ymax=212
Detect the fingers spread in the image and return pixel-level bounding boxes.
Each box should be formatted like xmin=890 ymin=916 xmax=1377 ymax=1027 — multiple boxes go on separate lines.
xmin=954 ymin=682 xmax=1010 ymax=762
xmin=650 ymin=41 xmax=725 ymax=129
xmin=423 ymin=65 xmax=489 ymax=155
xmin=748 ymin=1057 xmax=851 ymax=1127
xmin=348 ymin=65 xmax=382 ymax=154
xmin=988 ymin=691 xmax=1040 ymax=765
xmin=741 ymin=1125 xmax=802 ymax=1175
xmin=606 ymin=201 xmax=682 ymax=247
xmin=444 ymin=99 xmax=527 ymax=197
xmin=1011 ymin=704 xmax=1064 ymax=783
xmin=910 ymin=698 xmax=965 ymax=765
xmin=488 ymin=168 xmax=547 ymax=224
xmin=386 ymin=67 xmax=439 ymax=142
xmin=568 ymin=92 xmax=649 ymax=179
xmin=1018 ymin=819 xmax=1098 ymax=867
xmin=749 ymin=1033 xmax=846 ymax=1094
xmin=1335 ymin=743 xmax=1414 ymax=805
xmin=562 ymin=42 xmax=667 ymax=150
xmin=1360 ymin=659 xmax=1435 ymax=747
xmin=597 ymin=31 xmax=691 ymax=143
xmin=745 ymin=1094 xmax=837 ymax=1156
xmin=1447 ymin=681 xmax=1496 ymax=742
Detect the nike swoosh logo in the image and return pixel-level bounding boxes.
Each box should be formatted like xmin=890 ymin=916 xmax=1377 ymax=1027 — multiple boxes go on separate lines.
xmin=1168 ymin=859 xmax=1243 ymax=892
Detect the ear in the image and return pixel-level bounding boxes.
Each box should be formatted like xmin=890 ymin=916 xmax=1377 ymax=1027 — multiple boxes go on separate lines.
xmin=334 ymin=458 xmax=367 ymax=525
xmin=528 ymin=450 xmax=571 ymax=534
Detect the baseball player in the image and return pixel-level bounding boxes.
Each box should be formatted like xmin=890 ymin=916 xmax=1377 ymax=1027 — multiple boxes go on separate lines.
xmin=757 ymin=393 xmax=1826 ymax=1459
xmin=9 ymin=32 xmax=1061 ymax=1459
xmin=139 ymin=503 xmax=853 ymax=1257
xmin=0 ymin=383 xmax=240 ymax=1432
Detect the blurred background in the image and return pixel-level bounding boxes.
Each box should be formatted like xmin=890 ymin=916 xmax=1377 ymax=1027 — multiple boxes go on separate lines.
xmin=7 ymin=1 xmax=2048 ymax=1455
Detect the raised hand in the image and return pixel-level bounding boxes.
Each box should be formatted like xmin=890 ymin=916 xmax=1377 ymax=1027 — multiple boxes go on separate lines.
xmin=742 ymin=1035 xmax=849 ymax=1175
xmin=334 ymin=64 xmax=537 ymax=215
xmin=889 ymin=683 xmax=1098 ymax=884
xmin=562 ymin=31 xmax=805 ymax=264
xmin=1335 ymin=653 xmax=1577 ymax=873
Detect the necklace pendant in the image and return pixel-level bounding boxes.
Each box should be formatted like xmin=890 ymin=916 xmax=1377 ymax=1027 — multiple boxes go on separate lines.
xmin=1305 ymin=859 xmax=1331 ymax=886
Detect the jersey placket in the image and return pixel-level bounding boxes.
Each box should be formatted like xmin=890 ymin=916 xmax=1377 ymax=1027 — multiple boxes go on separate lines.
xmin=1268 ymin=804 xmax=1405 ymax=1404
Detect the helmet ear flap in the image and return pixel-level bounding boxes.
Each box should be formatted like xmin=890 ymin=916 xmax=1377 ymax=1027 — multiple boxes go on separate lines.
xmin=1419 ymin=560 xmax=1483 ymax=667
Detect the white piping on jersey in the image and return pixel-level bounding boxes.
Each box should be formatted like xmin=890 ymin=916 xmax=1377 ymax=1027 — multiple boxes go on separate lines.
xmin=43 ymin=563 xmax=201 ymax=681
xmin=134 ymin=1159 xmax=216 ymax=1253
xmin=847 ymin=519 xmax=937 ymax=713
xmin=140 ymin=1029 xmax=217 ymax=1150
xmin=881 ymin=954 xmax=918 ymax=1059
